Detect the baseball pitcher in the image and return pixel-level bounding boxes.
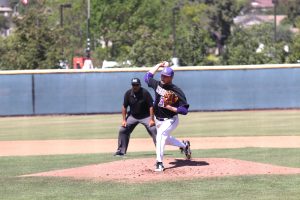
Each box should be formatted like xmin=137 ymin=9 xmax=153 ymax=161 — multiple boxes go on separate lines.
xmin=144 ymin=61 xmax=191 ymax=172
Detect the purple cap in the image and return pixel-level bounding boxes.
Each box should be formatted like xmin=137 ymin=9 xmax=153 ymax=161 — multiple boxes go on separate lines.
xmin=161 ymin=67 xmax=174 ymax=77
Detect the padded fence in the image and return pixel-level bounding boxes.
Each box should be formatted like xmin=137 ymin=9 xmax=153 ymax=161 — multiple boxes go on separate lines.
xmin=1 ymin=65 xmax=300 ymax=116
xmin=0 ymin=74 xmax=33 ymax=115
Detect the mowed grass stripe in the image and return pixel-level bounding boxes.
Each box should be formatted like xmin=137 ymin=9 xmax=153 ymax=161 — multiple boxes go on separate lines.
xmin=1 ymin=110 xmax=300 ymax=140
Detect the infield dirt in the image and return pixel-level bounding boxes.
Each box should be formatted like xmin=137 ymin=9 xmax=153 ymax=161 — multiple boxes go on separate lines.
xmin=22 ymin=157 xmax=300 ymax=183
xmin=6 ymin=136 xmax=300 ymax=183
xmin=1 ymin=136 xmax=300 ymax=156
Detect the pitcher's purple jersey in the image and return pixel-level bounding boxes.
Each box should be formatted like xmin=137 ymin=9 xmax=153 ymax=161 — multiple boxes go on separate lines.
xmin=145 ymin=72 xmax=189 ymax=118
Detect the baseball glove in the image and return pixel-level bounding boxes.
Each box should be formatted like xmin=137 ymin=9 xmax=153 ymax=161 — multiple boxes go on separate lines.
xmin=163 ymin=90 xmax=179 ymax=106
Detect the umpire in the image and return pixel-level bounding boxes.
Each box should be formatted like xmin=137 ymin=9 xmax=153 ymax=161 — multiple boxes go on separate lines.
xmin=114 ymin=78 xmax=157 ymax=156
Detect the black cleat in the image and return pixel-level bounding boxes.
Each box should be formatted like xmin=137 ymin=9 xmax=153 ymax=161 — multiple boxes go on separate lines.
xmin=183 ymin=140 xmax=191 ymax=160
xmin=179 ymin=147 xmax=184 ymax=154
xmin=155 ymin=162 xmax=165 ymax=172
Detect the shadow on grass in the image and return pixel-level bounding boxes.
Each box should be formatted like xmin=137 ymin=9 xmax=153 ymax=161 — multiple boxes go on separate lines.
xmin=167 ymin=159 xmax=209 ymax=170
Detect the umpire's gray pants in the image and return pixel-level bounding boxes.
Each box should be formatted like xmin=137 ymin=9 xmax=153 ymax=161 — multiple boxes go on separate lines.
xmin=117 ymin=115 xmax=157 ymax=154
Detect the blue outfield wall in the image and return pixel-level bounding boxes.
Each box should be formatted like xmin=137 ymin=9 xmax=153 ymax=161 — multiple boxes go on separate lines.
xmin=184 ymin=68 xmax=300 ymax=110
xmin=0 ymin=74 xmax=33 ymax=115
xmin=1 ymin=66 xmax=300 ymax=116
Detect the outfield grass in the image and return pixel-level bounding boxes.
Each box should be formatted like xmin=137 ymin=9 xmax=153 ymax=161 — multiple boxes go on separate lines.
xmin=1 ymin=148 xmax=300 ymax=200
xmin=1 ymin=110 xmax=300 ymax=140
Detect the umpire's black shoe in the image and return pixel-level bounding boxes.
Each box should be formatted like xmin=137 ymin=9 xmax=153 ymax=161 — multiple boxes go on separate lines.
xmin=114 ymin=150 xmax=125 ymax=157
xmin=183 ymin=140 xmax=191 ymax=160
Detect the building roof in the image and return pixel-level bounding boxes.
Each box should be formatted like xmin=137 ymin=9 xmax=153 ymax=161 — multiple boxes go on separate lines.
xmin=0 ymin=0 xmax=10 ymax=7
xmin=251 ymin=0 xmax=274 ymax=8
xmin=0 ymin=7 xmax=12 ymax=12
xmin=234 ymin=14 xmax=286 ymax=27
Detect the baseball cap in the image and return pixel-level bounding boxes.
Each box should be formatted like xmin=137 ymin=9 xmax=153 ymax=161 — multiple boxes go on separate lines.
xmin=161 ymin=67 xmax=174 ymax=77
xmin=131 ymin=78 xmax=141 ymax=85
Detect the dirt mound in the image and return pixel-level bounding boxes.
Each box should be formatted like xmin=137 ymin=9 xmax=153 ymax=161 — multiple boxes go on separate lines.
xmin=22 ymin=158 xmax=300 ymax=183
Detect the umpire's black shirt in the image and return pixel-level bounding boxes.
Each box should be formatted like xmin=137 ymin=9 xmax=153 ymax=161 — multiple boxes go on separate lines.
xmin=123 ymin=87 xmax=154 ymax=119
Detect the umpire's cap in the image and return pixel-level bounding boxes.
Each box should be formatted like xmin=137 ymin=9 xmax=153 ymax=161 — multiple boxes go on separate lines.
xmin=131 ymin=78 xmax=141 ymax=85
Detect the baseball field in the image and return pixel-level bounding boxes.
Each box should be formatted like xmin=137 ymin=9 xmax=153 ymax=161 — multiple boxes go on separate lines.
xmin=1 ymin=110 xmax=300 ymax=200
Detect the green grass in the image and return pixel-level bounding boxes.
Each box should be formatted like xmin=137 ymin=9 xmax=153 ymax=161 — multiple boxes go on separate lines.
xmin=2 ymin=175 xmax=300 ymax=200
xmin=1 ymin=148 xmax=300 ymax=200
xmin=1 ymin=111 xmax=300 ymax=199
xmin=0 ymin=114 xmax=119 ymax=140
xmin=1 ymin=110 xmax=300 ymax=140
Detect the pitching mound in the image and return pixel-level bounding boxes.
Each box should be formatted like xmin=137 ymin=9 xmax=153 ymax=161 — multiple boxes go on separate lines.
xmin=22 ymin=158 xmax=300 ymax=183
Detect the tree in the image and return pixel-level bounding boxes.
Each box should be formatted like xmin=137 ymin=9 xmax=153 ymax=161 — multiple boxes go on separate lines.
xmin=128 ymin=26 xmax=172 ymax=67
xmin=222 ymin=23 xmax=293 ymax=65
xmin=91 ymin=0 xmax=142 ymax=61
xmin=284 ymin=0 xmax=300 ymax=27
xmin=90 ymin=0 xmax=174 ymax=67
xmin=1 ymin=0 xmax=297 ymax=69
xmin=0 ymin=2 xmax=61 ymax=70
xmin=206 ymin=0 xmax=246 ymax=55
xmin=43 ymin=0 xmax=88 ymax=65
xmin=286 ymin=34 xmax=300 ymax=63
xmin=125 ymin=0 xmax=174 ymax=66
xmin=175 ymin=2 xmax=215 ymax=66
xmin=0 ymin=15 xmax=9 ymax=30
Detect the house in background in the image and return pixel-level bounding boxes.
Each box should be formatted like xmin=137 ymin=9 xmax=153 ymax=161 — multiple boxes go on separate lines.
xmin=234 ymin=0 xmax=287 ymax=28
xmin=251 ymin=0 xmax=275 ymax=9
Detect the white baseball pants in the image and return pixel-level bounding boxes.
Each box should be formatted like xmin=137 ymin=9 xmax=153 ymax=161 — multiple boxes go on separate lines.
xmin=154 ymin=115 xmax=186 ymax=162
